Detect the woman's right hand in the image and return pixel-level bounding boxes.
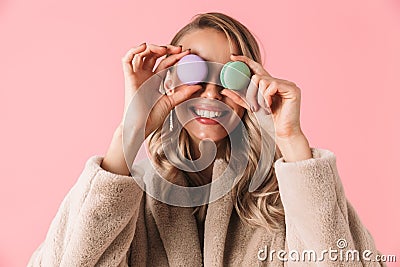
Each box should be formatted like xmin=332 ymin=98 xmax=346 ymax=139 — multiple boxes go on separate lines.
xmin=121 ymin=43 xmax=201 ymax=138
xmin=101 ymin=43 xmax=201 ymax=175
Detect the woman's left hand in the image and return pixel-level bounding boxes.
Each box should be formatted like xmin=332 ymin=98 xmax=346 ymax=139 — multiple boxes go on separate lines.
xmin=221 ymin=55 xmax=312 ymax=162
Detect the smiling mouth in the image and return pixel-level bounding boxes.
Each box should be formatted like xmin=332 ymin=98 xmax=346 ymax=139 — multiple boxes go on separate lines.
xmin=190 ymin=107 xmax=229 ymax=119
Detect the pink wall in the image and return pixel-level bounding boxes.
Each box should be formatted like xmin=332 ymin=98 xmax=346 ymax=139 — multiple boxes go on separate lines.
xmin=1 ymin=0 xmax=399 ymax=266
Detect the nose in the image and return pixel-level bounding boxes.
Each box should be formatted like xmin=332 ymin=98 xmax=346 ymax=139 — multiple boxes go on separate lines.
xmin=200 ymin=83 xmax=223 ymax=100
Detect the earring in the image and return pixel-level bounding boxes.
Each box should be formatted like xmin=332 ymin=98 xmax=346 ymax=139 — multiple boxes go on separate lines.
xmin=169 ymin=109 xmax=174 ymax=132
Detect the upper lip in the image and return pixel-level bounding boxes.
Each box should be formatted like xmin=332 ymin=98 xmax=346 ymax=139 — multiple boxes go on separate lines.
xmin=189 ymin=99 xmax=230 ymax=113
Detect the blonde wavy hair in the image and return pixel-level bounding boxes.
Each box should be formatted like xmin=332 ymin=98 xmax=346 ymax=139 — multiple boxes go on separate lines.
xmin=148 ymin=12 xmax=285 ymax=232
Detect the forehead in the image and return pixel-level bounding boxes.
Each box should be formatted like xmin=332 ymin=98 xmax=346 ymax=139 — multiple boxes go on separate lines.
xmin=178 ymin=28 xmax=237 ymax=64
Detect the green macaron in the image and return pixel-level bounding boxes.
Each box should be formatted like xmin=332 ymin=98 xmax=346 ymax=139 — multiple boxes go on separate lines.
xmin=220 ymin=61 xmax=251 ymax=91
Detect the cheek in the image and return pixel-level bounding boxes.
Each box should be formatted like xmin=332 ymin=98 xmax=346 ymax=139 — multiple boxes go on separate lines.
xmin=225 ymin=99 xmax=245 ymax=119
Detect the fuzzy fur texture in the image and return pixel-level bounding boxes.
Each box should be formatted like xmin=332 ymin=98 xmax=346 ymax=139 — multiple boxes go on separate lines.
xmin=28 ymin=148 xmax=385 ymax=266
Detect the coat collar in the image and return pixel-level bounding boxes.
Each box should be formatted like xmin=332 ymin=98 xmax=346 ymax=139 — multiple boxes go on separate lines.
xmin=143 ymin=157 xmax=235 ymax=266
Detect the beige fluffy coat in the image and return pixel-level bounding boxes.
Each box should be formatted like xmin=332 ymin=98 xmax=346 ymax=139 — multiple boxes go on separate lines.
xmin=28 ymin=148 xmax=384 ymax=266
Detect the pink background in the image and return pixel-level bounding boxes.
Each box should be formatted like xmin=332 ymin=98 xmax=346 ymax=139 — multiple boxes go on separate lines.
xmin=1 ymin=0 xmax=399 ymax=266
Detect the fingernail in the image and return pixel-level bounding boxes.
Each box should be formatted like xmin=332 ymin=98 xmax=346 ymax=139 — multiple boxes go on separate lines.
xmin=184 ymin=48 xmax=191 ymax=53
xmin=160 ymin=45 xmax=167 ymax=49
xmin=231 ymin=53 xmax=238 ymax=56
xmin=140 ymin=42 xmax=146 ymax=46
xmin=250 ymin=105 xmax=255 ymax=112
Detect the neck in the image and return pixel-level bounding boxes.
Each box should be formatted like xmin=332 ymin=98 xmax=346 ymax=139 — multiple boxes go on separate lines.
xmin=187 ymin=136 xmax=227 ymax=185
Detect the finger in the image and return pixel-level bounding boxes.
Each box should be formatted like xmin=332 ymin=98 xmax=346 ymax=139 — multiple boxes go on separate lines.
xmin=165 ymin=44 xmax=183 ymax=54
xmin=220 ymin=89 xmax=250 ymax=110
xmin=258 ymin=79 xmax=269 ymax=110
xmin=168 ymin=84 xmax=202 ymax=108
xmin=141 ymin=44 xmax=169 ymax=71
xmin=152 ymin=44 xmax=186 ymax=71
xmin=263 ymin=80 xmax=279 ymax=108
xmin=121 ymin=43 xmax=147 ymax=75
xmin=246 ymin=74 xmax=261 ymax=112
xmin=150 ymin=45 xmax=183 ymax=73
xmin=230 ymin=54 xmax=271 ymax=77
xmin=154 ymin=49 xmax=191 ymax=73
xmin=133 ymin=44 xmax=168 ymax=71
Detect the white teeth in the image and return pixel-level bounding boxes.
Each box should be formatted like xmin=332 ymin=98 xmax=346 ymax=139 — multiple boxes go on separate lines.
xmin=194 ymin=109 xmax=222 ymax=118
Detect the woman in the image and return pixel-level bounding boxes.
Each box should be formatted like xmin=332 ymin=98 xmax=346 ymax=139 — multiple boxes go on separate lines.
xmin=29 ymin=12 xmax=383 ymax=266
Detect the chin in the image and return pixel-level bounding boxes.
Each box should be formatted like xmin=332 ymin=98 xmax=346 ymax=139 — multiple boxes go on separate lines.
xmin=183 ymin=121 xmax=229 ymax=144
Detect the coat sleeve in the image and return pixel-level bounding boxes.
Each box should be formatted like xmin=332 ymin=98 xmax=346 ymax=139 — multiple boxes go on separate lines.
xmin=274 ymin=148 xmax=386 ymax=266
xmin=27 ymin=156 xmax=145 ymax=267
